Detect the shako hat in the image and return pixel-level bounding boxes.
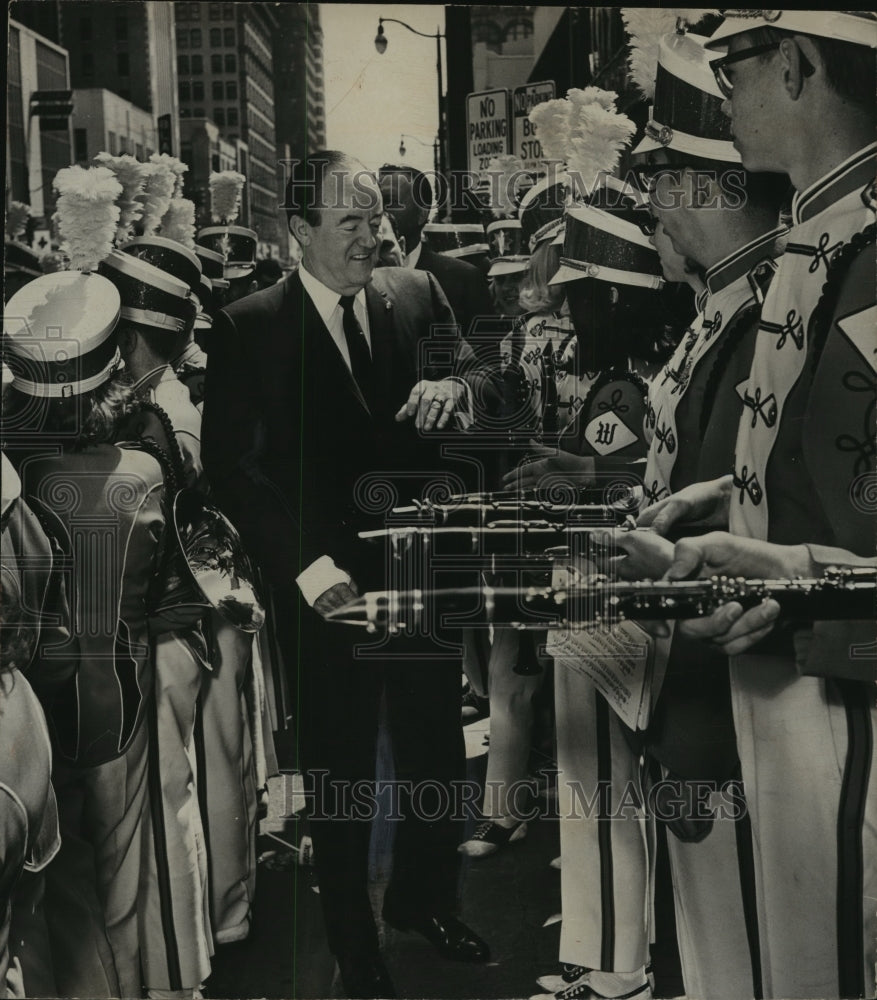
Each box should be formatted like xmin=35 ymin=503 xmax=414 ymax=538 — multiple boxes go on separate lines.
xmin=4 ymin=242 xmax=43 ymax=278
xmin=486 ymin=219 xmax=530 ymax=277
xmin=706 ymin=10 xmax=877 ymax=49
xmin=422 ymin=223 xmax=489 ymax=259
xmin=549 ymin=192 xmax=664 ymax=289
xmin=196 ymin=225 xmax=257 ymax=280
xmin=194 ymin=245 xmax=229 ymax=290
xmin=518 ymin=172 xmax=569 ymax=252
xmin=194 ymin=275 xmax=213 ymax=331
xmin=633 ymin=31 xmax=738 ymax=161
xmin=4 ymin=271 xmax=122 ymax=397
xmin=121 ymin=236 xmax=202 ymax=296
xmin=99 ymin=250 xmax=197 ymax=335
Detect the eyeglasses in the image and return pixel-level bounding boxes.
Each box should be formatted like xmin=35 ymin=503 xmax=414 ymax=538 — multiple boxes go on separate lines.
xmin=633 ymin=164 xmax=703 ymax=196
xmin=710 ymin=42 xmax=781 ymax=98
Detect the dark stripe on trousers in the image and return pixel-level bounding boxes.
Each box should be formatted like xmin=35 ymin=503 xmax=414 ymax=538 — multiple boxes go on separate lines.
xmin=193 ymin=691 xmax=213 ymax=921
xmin=836 ymin=679 xmax=872 ymax=999
xmin=596 ymin=693 xmax=616 ymax=971
xmin=146 ymin=686 xmax=183 ymax=990
xmin=730 ymin=776 xmax=763 ymax=1000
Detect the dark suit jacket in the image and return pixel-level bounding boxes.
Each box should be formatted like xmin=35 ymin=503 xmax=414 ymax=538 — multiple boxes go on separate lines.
xmin=202 ymin=266 xmax=488 ymax=601
xmin=416 ymin=247 xmax=494 ymax=340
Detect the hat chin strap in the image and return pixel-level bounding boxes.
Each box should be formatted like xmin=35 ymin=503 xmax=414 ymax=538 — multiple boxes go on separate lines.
xmin=643 ymin=119 xmax=740 ymax=163
xmin=554 ymin=258 xmax=665 ymax=290
xmin=121 ymin=306 xmax=188 ymax=332
xmin=11 ymin=349 xmax=122 ymax=398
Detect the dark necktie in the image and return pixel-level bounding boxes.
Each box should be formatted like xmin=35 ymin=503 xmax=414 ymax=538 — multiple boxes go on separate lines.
xmin=339 ymin=294 xmax=373 ymax=404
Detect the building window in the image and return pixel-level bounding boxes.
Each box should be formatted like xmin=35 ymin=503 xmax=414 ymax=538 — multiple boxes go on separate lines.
xmin=214 ymin=108 xmax=225 ymax=126
xmin=227 ymin=107 xmax=238 ymax=126
xmin=212 ymin=80 xmax=224 ymax=100
xmin=136 ymin=142 xmax=144 ymax=159
xmin=191 ymin=54 xmax=203 ymax=73
xmin=117 ymin=52 xmax=130 ymax=76
xmin=180 ymin=107 xmax=190 ymax=117
xmin=192 ymin=80 xmax=204 ymax=100
xmin=80 ymin=16 xmax=92 ymax=39
xmin=225 ymin=80 xmax=237 ymax=99
xmin=74 ymin=128 xmax=87 ymax=161
xmin=190 ymin=28 xmax=201 ymax=47
xmin=178 ymin=54 xmax=189 ymax=74
xmin=193 ymin=107 xmax=205 ymax=118
xmin=209 ymin=3 xmax=221 ymax=20
xmin=108 ymin=130 xmax=117 ymax=155
xmin=211 ymin=53 xmax=223 ymax=73
xmin=179 ymin=80 xmax=190 ymax=100
xmin=115 ymin=15 xmax=128 ymax=40
xmin=223 ymin=3 xmax=234 ymax=19
xmin=503 ymin=18 xmax=533 ymax=41
xmin=119 ymin=135 xmax=128 ymax=154
xmin=224 ymin=53 xmax=236 ymax=72
xmin=177 ymin=29 xmax=188 ymax=48
xmin=210 ymin=27 xmax=221 ymax=46
xmin=224 ymin=27 xmax=235 ymax=45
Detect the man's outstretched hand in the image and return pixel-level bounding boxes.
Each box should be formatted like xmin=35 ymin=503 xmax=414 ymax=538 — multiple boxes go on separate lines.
xmin=395 ymin=378 xmax=464 ymax=431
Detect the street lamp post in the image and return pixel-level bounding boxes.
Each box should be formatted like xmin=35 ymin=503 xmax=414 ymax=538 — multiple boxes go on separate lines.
xmin=398 ymin=133 xmax=441 ymax=180
xmin=375 ymin=17 xmax=447 ymax=189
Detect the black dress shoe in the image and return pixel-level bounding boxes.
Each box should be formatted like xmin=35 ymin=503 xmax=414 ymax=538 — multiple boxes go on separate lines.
xmin=383 ymin=911 xmax=491 ymax=963
xmin=335 ymin=950 xmax=397 ymax=998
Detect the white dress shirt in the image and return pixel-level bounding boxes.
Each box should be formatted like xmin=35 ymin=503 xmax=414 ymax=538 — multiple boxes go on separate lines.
xmin=295 ymin=266 xmax=372 ymax=606
xmin=298 ymin=264 xmax=371 ymax=371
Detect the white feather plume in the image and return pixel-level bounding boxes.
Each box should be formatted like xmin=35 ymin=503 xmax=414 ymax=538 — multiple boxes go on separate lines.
xmin=150 ymin=152 xmax=189 ymax=198
xmin=92 ymin=152 xmax=148 ymax=243
xmin=6 ymin=201 xmax=31 ymax=239
xmin=486 ymin=154 xmax=529 ymax=218
xmin=528 ymin=87 xmax=636 ymax=193
xmin=52 ymin=165 xmax=122 ymax=271
xmin=159 ymin=198 xmax=197 ymax=249
xmin=209 ymin=171 xmax=247 ymax=224
xmin=622 ymin=8 xmax=679 ymax=100
xmin=140 ymin=158 xmax=176 ymax=235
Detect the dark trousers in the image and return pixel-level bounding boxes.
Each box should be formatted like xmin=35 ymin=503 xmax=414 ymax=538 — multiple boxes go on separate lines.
xmin=287 ymin=606 xmax=466 ymax=958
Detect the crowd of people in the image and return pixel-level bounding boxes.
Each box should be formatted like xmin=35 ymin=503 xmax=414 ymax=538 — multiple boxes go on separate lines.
xmin=2 ymin=9 xmax=876 ymax=1000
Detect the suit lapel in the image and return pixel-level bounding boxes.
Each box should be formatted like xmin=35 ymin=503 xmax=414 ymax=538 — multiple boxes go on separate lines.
xmin=289 ymin=271 xmax=372 ymax=416
xmin=365 ymin=280 xmax=395 ymax=411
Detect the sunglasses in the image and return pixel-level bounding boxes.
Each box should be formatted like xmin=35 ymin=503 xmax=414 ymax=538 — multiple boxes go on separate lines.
xmin=710 ymin=42 xmax=781 ymax=98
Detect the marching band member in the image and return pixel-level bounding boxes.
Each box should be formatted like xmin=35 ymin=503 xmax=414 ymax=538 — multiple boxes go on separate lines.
xmin=510 ymin=88 xmax=667 ymax=1000
xmin=0 ymin=365 xmax=65 ymax=1000
xmin=639 ymin=11 xmax=876 ymax=997
xmin=610 ymin=19 xmax=790 ymax=997
xmin=99 ymin=238 xmax=213 ymax=999
xmin=3 ymin=185 xmax=174 ymax=996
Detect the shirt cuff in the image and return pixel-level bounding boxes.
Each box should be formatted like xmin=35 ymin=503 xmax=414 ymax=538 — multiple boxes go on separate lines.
xmin=296 ymin=555 xmax=351 ymax=607
xmin=445 ymin=377 xmax=474 ymax=431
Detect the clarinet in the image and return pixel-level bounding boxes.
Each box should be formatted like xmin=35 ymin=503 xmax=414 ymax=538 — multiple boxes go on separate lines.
xmin=325 ymin=567 xmax=877 ymax=632
xmin=386 ymin=499 xmax=634 ymax=527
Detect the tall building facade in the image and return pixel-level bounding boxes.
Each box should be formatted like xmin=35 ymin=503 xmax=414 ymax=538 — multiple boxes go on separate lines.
xmin=7 ymin=17 xmax=73 ymax=227
xmin=273 ymin=4 xmax=327 ymax=159
xmin=58 ymin=1 xmax=180 ymax=156
xmin=71 ymin=89 xmax=156 ymax=166
xmin=174 ymin=1 xmax=281 ymax=253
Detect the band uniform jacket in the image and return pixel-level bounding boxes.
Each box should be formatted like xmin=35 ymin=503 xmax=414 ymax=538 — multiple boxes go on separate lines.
xmin=21 ymin=445 xmax=167 ymax=768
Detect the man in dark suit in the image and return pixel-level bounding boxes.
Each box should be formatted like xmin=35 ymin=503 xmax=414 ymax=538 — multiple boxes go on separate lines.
xmin=379 ymin=166 xmax=495 ymax=347
xmin=201 ymin=151 xmax=490 ymax=998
